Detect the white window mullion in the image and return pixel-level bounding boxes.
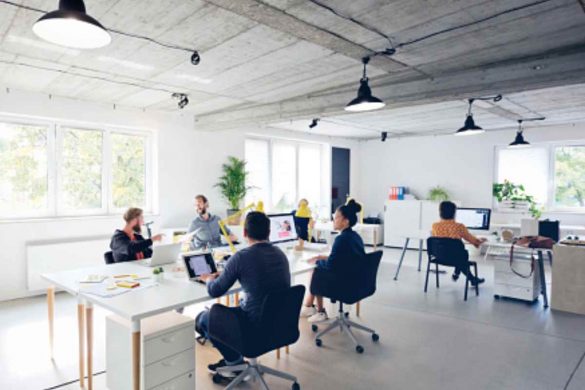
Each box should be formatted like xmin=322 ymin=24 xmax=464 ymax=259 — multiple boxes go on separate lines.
xmin=103 ymin=129 xmax=112 ymax=214
xmin=268 ymin=139 xmax=274 ymax=211
xmin=47 ymin=124 xmax=58 ymax=217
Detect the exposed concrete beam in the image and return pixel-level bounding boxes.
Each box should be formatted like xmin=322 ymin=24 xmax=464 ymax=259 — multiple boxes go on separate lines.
xmin=202 ymin=0 xmax=409 ymax=74
xmin=195 ymin=46 xmax=585 ymax=131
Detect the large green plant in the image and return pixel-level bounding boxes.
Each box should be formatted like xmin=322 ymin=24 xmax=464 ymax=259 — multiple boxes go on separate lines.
xmin=214 ymin=156 xmax=252 ymax=210
xmin=492 ymin=180 xmax=541 ymax=219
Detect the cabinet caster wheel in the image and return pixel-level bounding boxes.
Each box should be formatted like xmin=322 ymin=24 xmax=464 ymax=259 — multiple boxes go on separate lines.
xmin=311 ymin=324 xmax=318 ymax=332
xmin=212 ymin=373 xmax=223 ymax=384
xmin=292 ymin=382 xmax=300 ymax=390
xmin=356 ymin=345 xmax=364 ymax=354
xmin=315 ymin=339 xmax=322 ymax=347
xmin=372 ymin=333 xmax=379 ymax=342
xmin=494 ymin=295 xmax=500 ymax=299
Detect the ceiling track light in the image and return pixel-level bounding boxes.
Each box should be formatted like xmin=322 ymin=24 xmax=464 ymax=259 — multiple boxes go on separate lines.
xmin=172 ymin=93 xmax=189 ymax=109
xmin=309 ymin=118 xmax=320 ymax=129
xmin=508 ymin=117 xmax=545 ymax=148
xmin=381 ymin=131 xmax=388 ymax=142
xmin=454 ymin=94 xmax=502 ymax=136
xmin=33 ymin=0 xmax=111 ymax=49
xmin=345 ymin=56 xmax=385 ymax=112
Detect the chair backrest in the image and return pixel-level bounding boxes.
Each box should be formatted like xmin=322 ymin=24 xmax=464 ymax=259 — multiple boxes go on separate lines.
xmin=104 ymin=251 xmax=115 ymax=264
xmin=426 ymin=237 xmax=466 ymax=266
xmin=258 ymin=285 xmax=305 ymax=348
xmin=360 ymin=250 xmax=383 ymax=298
xmin=333 ymin=250 xmax=383 ymax=303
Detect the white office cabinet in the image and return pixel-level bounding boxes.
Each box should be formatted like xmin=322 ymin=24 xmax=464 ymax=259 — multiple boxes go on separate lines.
xmin=354 ymin=224 xmax=384 ymax=246
xmin=493 ymin=254 xmax=541 ymax=302
xmin=107 ymin=311 xmax=195 ymax=390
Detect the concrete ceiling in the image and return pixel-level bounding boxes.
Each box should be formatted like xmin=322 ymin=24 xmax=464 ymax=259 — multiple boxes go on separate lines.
xmin=0 ymin=0 xmax=584 ymax=135
xmin=270 ymin=83 xmax=585 ymax=139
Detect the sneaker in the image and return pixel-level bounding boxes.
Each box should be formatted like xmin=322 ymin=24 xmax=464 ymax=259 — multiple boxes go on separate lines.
xmin=308 ymin=310 xmax=328 ymax=323
xmin=300 ymin=305 xmax=317 ymax=318
xmin=451 ymin=273 xmax=460 ymax=282
xmin=208 ymin=359 xmax=248 ymax=378
xmin=208 ymin=359 xmax=227 ymax=374
xmin=471 ymin=278 xmax=485 ymax=287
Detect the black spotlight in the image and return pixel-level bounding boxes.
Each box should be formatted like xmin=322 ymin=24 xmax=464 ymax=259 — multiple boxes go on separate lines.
xmin=381 ymin=131 xmax=388 ymax=142
xmin=172 ymin=93 xmax=189 ymax=109
xmin=191 ymin=50 xmax=200 ymax=65
xmin=309 ymin=118 xmax=320 ymax=129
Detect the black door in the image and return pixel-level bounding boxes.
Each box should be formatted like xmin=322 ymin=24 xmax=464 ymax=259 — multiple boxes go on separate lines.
xmin=331 ymin=147 xmax=350 ymax=215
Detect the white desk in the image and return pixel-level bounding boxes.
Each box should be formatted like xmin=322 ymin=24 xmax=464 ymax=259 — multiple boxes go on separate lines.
xmin=42 ymin=244 xmax=325 ymax=390
xmin=313 ymin=222 xmax=383 ymax=247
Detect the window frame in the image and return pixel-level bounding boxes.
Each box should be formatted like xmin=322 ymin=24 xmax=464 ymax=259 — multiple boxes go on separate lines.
xmin=245 ymin=135 xmax=326 ymax=213
xmin=494 ymin=139 xmax=585 ymax=214
xmin=0 ymin=115 xmax=156 ymax=221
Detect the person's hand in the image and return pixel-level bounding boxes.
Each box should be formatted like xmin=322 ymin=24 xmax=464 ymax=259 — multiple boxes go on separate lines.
xmin=308 ymin=255 xmax=326 ymax=264
xmin=152 ymin=233 xmax=164 ymax=242
xmin=199 ymin=272 xmax=219 ymax=282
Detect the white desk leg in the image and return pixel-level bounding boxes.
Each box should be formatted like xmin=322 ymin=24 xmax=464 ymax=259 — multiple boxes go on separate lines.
xmin=86 ymin=302 xmax=94 ymax=390
xmin=393 ymin=238 xmax=410 ymax=281
xmin=373 ymin=230 xmax=378 ymax=250
xmin=77 ymin=299 xmax=85 ymax=389
xmin=131 ymin=320 xmax=141 ymax=390
xmin=418 ymin=239 xmax=423 ymax=272
xmin=47 ymin=286 xmax=55 ymax=360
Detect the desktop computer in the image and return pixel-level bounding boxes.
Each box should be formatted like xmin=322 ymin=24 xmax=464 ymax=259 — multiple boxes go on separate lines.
xmin=268 ymin=213 xmax=298 ymax=244
xmin=456 ymin=208 xmax=491 ymax=230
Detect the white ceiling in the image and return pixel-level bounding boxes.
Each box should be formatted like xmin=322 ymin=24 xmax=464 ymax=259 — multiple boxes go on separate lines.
xmin=0 ymin=0 xmax=584 ymax=136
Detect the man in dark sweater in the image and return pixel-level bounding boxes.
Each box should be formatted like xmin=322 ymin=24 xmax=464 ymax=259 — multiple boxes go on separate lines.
xmin=197 ymin=211 xmax=291 ymax=380
xmin=110 ymin=207 xmax=163 ymax=262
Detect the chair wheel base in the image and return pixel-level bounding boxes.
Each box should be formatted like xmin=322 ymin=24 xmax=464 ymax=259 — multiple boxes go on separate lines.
xmin=315 ymin=338 xmax=322 ymax=347
xmin=356 ymin=345 xmax=364 ymax=354
xmin=311 ymin=324 xmax=318 ymax=332
xmin=372 ymin=333 xmax=379 ymax=342
xmin=292 ymin=382 xmax=300 ymax=390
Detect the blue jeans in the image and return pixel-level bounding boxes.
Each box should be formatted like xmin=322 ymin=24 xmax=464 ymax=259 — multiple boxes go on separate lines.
xmin=197 ymin=309 xmax=243 ymax=364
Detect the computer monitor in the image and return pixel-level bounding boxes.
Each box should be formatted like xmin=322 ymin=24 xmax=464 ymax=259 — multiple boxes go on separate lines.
xmin=456 ymin=208 xmax=491 ymax=230
xmin=268 ymin=213 xmax=298 ymax=244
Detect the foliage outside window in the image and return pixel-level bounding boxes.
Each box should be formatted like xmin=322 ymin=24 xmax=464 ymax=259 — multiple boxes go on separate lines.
xmin=112 ymin=133 xmax=147 ymax=209
xmin=554 ymin=146 xmax=585 ymax=208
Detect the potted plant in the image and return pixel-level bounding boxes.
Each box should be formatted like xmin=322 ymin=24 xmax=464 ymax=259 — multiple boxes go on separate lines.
xmin=493 ymin=180 xmax=542 ymax=219
xmin=152 ymin=267 xmax=164 ymax=283
xmin=428 ymin=186 xmax=450 ymax=202
xmin=215 ymin=156 xmax=252 ymax=225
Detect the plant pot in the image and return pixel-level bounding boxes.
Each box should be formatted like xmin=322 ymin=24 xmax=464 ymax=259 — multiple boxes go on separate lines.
xmin=499 ymin=200 xmax=530 ymax=212
xmin=226 ymin=209 xmax=241 ymax=225
xmin=153 ymin=273 xmax=164 ymax=283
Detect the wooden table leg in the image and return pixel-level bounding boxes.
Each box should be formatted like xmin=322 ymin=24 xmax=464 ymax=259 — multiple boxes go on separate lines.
xmin=131 ymin=321 xmax=141 ymax=390
xmin=235 ymin=292 xmax=240 ymax=306
xmin=47 ymin=286 xmax=55 ymax=360
xmin=276 ymin=348 xmax=281 ymax=359
xmin=285 ymin=345 xmax=289 ymax=354
xmin=86 ymin=302 xmax=94 ymax=390
xmin=225 ymin=295 xmax=230 ymax=306
xmin=77 ymin=300 xmax=85 ymax=389
xmin=356 ymin=301 xmax=361 ymax=317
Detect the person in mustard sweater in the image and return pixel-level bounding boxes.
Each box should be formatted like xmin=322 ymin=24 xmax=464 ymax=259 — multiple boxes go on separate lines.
xmin=432 ymin=201 xmax=486 ymax=286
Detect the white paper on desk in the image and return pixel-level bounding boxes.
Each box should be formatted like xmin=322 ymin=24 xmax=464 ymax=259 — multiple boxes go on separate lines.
xmin=80 ymin=279 xmax=158 ymax=298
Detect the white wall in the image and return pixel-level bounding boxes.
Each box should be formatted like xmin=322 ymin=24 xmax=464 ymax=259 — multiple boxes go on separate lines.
xmin=0 ymin=90 xmax=360 ymax=301
xmin=358 ymin=123 xmax=585 ymax=226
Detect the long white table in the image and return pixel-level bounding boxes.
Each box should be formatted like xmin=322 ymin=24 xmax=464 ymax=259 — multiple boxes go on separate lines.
xmin=42 ymin=244 xmax=325 ymax=390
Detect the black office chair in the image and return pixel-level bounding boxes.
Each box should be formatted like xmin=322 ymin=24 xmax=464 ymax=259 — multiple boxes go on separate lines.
xmin=209 ymin=285 xmax=305 ymax=390
xmin=311 ymin=251 xmax=382 ymax=354
xmin=104 ymin=251 xmax=115 ymax=264
xmin=425 ymin=237 xmax=479 ymax=301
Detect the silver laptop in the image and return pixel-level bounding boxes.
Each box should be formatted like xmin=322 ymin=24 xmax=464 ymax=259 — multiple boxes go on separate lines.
xmin=137 ymin=243 xmax=181 ymax=267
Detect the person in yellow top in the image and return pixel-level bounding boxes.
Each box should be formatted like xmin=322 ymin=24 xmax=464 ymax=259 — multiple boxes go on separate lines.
xmin=432 ymin=201 xmax=486 ymax=285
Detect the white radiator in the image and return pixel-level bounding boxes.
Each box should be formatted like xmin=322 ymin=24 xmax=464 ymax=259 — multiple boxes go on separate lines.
xmin=26 ymin=235 xmax=111 ymax=292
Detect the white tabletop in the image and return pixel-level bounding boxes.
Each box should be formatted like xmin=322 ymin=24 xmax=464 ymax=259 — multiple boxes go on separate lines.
xmin=42 ymin=243 xmax=325 ymax=322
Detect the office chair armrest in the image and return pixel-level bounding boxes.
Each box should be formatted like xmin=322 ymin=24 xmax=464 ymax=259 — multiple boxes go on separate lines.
xmin=209 ymin=304 xmax=244 ymax=352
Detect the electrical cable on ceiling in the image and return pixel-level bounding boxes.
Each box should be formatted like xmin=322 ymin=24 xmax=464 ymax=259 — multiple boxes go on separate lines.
xmin=0 ymin=0 xmax=198 ymax=56
xmin=309 ymin=0 xmax=554 ymax=53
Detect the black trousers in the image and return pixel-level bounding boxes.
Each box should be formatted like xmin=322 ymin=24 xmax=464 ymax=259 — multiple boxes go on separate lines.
xmin=453 ymin=250 xmax=476 ymax=279
xmin=310 ymin=268 xmax=341 ymax=297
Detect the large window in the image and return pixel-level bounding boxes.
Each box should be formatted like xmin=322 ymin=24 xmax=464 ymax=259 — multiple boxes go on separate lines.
xmin=245 ymin=138 xmax=324 ymax=213
xmin=0 ymin=119 xmax=154 ymax=219
xmin=495 ymin=142 xmax=585 ymax=212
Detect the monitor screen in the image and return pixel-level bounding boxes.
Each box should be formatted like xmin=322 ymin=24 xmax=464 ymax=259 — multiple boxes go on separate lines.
xmin=268 ymin=213 xmax=298 ymax=244
xmin=456 ymin=208 xmax=491 ymax=230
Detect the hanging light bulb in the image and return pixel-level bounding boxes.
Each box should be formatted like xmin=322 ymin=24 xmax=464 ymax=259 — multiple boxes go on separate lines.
xmin=345 ymin=57 xmax=385 ymax=112
xmin=33 ymin=0 xmax=111 ymax=49
xmin=454 ymin=99 xmax=485 ymax=136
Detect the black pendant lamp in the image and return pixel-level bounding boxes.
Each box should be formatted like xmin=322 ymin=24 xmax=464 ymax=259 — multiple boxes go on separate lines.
xmin=508 ymin=117 xmax=545 ymax=148
xmin=454 ymin=99 xmax=484 ymax=136
xmin=345 ymin=57 xmax=385 ymax=112
xmin=33 ymin=0 xmax=111 ymax=49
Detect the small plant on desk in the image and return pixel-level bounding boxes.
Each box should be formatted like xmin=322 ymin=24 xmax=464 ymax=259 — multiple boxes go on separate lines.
xmin=153 ymin=267 xmax=164 ymax=282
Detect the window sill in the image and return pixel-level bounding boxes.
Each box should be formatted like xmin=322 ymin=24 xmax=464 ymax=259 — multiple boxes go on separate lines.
xmin=0 ymin=213 xmax=159 ymax=225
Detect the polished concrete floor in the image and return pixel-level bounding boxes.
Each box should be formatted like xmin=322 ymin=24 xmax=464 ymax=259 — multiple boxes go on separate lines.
xmin=1 ymin=247 xmax=585 ymax=390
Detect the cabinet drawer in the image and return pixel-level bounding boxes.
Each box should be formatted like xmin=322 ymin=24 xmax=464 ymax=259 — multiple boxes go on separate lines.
xmin=144 ymin=326 xmax=194 ymax=365
xmin=494 ymin=271 xmax=538 ymax=288
xmin=494 ymin=284 xmax=538 ymax=301
xmin=150 ymin=371 xmax=195 ymax=390
xmin=144 ymin=349 xmax=194 ymax=389
xmin=494 ymin=259 xmax=533 ymax=274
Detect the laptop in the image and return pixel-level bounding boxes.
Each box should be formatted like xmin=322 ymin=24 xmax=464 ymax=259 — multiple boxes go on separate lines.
xmin=183 ymin=252 xmax=218 ymax=284
xmin=137 ymin=243 xmax=181 ymax=267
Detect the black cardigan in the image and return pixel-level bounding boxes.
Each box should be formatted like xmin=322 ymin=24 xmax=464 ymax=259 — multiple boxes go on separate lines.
xmin=109 ymin=229 xmax=153 ymax=262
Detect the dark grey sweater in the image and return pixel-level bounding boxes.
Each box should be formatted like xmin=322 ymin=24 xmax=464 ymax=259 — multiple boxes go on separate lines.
xmin=207 ymin=242 xmax=291 ymax=323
